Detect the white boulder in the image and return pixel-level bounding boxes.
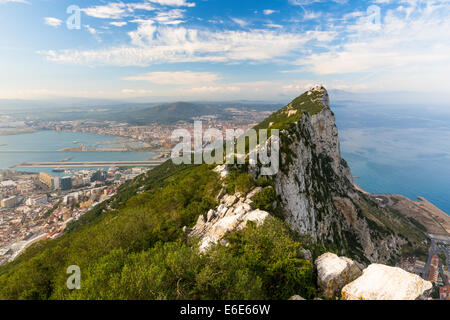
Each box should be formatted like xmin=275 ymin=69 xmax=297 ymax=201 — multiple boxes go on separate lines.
xmin=315 ymin=253 xmax=362 ymax=298
xmin=341 ymin=264 xmax=433 ymax=300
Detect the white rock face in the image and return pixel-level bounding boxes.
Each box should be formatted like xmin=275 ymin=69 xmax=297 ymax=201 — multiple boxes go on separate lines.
xmin=273 ymin=87 xmax=408 ymax=264
xmin=341 ymin=264 xmax=433 ymax=300
xmin=189 ymin=185 xmax=271 ymax=252
xmin=315 ymin=253 xmax=363 ymax=298
xmin=274 ymin=92 xmax=354 ymax=240
xmin=213 ymin=164 xmax=229 ymax=178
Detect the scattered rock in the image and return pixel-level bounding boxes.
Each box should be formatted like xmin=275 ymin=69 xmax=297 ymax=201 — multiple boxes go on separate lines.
xmin=300 ymin=248 xmax=313 ymax=263
xmin=189 ymin=187 xmax=271 ymax=252
xmin=289 ymin=295 xmax=305 ymax=300
xmin=246 ymin=187 xmax=262 ymax=201
xmin=224 ymin=195 xmax=237 ymax=207
xmin=213 ymin=165 xmax=229 ymax=178
xmin=315 ymin=252 xmax=362 ymax=298
xmin=206 ymin=209 xmax=215 ymax=222
xmin=196 ymin=214 xmax=206 ymax=226
xmin=341 ymin=264 xmax=433 ymax=300
xmin=182 ymin=226 xmax=191 ymax=233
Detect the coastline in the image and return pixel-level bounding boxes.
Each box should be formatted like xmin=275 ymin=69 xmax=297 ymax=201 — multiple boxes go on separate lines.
xmin=354 ymin=183 xmax=450 ymax=236
xmin=0 ymin=128 xmax=37 ymax=136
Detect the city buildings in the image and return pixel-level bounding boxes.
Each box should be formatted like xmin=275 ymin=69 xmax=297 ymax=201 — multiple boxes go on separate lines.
xmin=60 ymin=176 xmax=72 ymax=191
xmin=0 ymin=196 xmax=18 ymax=208
xmin=25 ymin=194 xmax=47 ymax=206
xmin=427 ymin=254 xmax=440 ymax=283
xmin=440 ymin=285 xmax=450 ymax=300
xmin=39 ymin=172 xmax=59 ymax=190
xmin=0 ymin=166 xmax=150 ymax=266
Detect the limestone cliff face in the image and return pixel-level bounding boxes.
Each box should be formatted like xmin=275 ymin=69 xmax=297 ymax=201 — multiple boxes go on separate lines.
xmin=190 ymin=86 xmax=427 ymax=264
xmin=271 ymin=86 xmax=418 ymax=264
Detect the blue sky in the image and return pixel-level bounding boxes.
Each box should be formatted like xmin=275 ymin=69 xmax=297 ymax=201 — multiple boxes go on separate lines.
xmin=0 ymin=0 xmax=449 ymax=101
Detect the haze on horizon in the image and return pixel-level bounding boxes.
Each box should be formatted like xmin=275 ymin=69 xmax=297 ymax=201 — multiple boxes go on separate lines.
xmin=0 ymin=0 xmax=449 ymax=104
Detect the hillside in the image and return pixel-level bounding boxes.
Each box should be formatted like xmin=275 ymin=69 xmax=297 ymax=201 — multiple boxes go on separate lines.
xmin=122 ymin=102 xmax=227 ymax=125
xmin=0 ymin=87 xmax=429 ymax=300
xmin=111 ymin=101 xmax=280 ymax=125
xmin=12 ymin=101 xmax=279 ymax=124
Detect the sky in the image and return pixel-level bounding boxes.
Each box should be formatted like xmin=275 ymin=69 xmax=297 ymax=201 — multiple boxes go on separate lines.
xmin=0 ymin=0 xmax=449 ymax=101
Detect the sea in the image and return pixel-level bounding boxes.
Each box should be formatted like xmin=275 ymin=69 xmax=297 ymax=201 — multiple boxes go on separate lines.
xmin=0 ymin=131 xmax=156 ymax=176
xmin=334 ymin=102 xmax=450 ymax=215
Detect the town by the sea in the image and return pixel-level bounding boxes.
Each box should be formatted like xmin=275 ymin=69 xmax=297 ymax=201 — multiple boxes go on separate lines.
xmin=0 ymin=131 xmax=156 ymax=175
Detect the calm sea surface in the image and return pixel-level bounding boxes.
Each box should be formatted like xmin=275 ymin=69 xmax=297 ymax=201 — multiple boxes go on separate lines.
xmin=0 ymin=131 xmax=156 ymax=175
xmin=334 ymin=103 xmax=450 ymax=215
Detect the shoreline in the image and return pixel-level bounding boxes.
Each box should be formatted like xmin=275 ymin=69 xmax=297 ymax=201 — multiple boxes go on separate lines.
xmin=0 ymin=129 xmax=162 ymax=154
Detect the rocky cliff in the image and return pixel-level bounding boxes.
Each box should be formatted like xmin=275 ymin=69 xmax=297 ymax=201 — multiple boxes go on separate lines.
xmin=255 ymin=86 xmax=427 ymax=264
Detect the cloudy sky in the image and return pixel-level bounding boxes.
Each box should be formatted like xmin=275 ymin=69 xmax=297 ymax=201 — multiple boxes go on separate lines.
xmin=0 ymin=0 xmax=449 ymax=101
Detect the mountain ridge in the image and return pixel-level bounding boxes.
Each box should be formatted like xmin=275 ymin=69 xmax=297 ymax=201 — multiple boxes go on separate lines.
xmin=0 ymin=87 xmax=430 ymax=299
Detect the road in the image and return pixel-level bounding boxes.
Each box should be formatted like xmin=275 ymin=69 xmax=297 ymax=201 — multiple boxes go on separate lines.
xmin=423 ymin=234 xmax=450 ymax=281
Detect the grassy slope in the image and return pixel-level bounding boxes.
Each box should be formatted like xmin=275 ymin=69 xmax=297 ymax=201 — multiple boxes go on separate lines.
xmin=0 ymin=160 xmax=315 ymax=300
xmin=254 ymin=88 xmax=326 ymax=131
xmin=0 ymin=162 xmax=221 ymax=299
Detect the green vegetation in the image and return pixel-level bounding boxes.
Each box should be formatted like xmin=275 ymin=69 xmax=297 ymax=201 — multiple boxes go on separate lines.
xmin=55 ymin=220 xmax=315 ymax=300
xmin=439 ymin=250 xmax=447 ymax=267
xmin=0 ymin=160 xmax=316 ymax=300
xmin=355 ymin=196 xmax=429 ymax=262
xmin=254 ymin=88 xmax=327 ymax=131
xmin=42 ymin=200 xmax=61 ymax=219
xmin=0 ymin=162 xmax=219 ymax=299
xmin=224 ymin=169 xmax=256 ymax=195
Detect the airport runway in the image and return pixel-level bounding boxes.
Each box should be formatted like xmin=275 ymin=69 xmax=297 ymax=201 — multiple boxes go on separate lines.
xmin=11 ymin=160 xmax=166 ymax=168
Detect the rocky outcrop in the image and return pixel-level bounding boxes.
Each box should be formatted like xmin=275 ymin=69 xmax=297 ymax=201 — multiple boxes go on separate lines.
xmin=315 ymin=252 xmax=362 ymax=298
xmin=192 ymin=86 xmax=427 ymax=264
xmin=341 ymin=264 xmax=433 ymax=300
xmin=268 ymin=86 xmax=425 ymax=264
xmin=189 ymin=183 xmax=270 ymax=252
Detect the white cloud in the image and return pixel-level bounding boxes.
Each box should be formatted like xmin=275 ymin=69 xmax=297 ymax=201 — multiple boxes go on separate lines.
xmin=180 ymin=86 xmax=241 ymax=94
xmin=263 ymin=9 xmax=277 ymax=15
xmin=110 ymin=21 xmax=128 ymax=27
xmin=154 ymin=9 xmax=186 ymax=24
xmin=148 ymin=0 xmax=195 ymax=7
xmin=231 ymin=17 xmax=249 ymax=28
xmin=122 ymin=88 xmax=153 ymax=95
xmin=84 ymin=25 xmax=98 ymax=35
xmin=294 ymin=1 xmax=450 ymax=91
xmin=44 ymin=17 xmax=63 ymax=28
xmin=41 ymin=25 xmax=336 ymax=66
xmin=81 ymin=0 xmax=194 ymax=20
xmin=265 ymin=24 xmax=283 ymax=28
xmin=82 ymin=2 xmax=155 ymax=19
xmin=124 ymin=71 xmax=221 ymax=85
xmin=0 ymin=0 xmax=30 ymax=4
xmin=303 ymin=11 xmax=322 ymax=20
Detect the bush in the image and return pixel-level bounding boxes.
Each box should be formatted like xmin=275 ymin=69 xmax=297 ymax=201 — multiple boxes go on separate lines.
xmin=225 ymin=170 xmax=255 ymax=195
xmin=59 ymin=219 xmax=315 ymax=300
xmin=253 ymin=186 xmax=277 ymax=212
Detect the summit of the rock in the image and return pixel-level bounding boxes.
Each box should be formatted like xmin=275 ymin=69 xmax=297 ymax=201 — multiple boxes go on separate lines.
xmin=254 ymin=85 xmax=330 ymax=131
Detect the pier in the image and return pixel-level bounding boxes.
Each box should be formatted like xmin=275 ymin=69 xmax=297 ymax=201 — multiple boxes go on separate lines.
xmin=10 ymin=160 xmax=166 ymax=168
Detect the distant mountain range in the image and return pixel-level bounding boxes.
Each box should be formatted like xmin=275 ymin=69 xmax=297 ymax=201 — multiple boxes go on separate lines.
xmin=1 ymin=100 xmax=281 ymax=124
